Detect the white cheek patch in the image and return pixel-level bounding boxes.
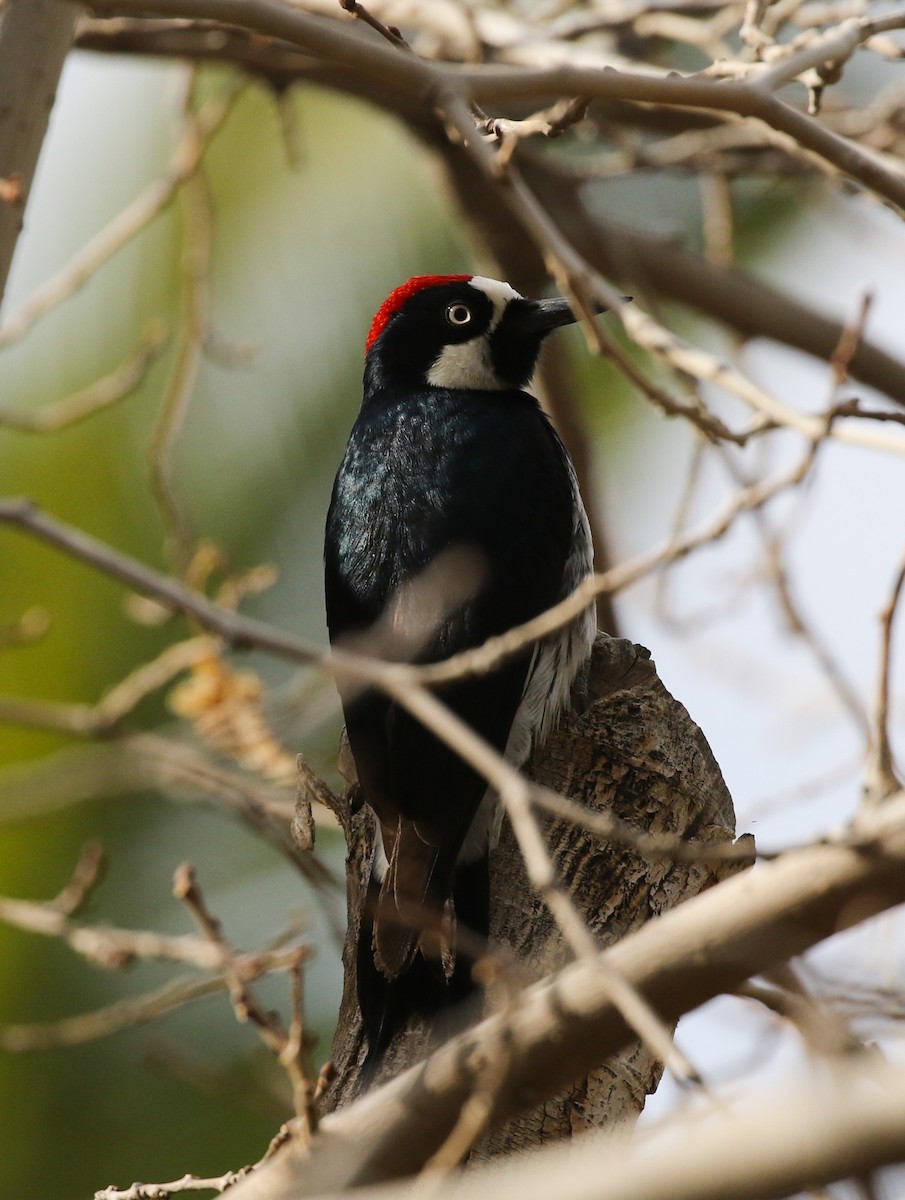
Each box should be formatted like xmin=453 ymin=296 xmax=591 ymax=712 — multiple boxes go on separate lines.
xmin=427 ymin=338 xmax=507 ymax=390
xmin=426 ymin=276 xmax=523 ymax=391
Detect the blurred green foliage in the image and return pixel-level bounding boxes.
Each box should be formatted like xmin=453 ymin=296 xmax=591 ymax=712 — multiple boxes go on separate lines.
xmin=0 ymin=65 xmax=485 ymax=1198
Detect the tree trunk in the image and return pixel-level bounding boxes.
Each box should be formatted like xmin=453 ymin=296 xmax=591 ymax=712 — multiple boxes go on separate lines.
xmin=0 ymin=0 xmax=84 ymax=307
xmin=324 ymin=634 xmax=741 ymax=1151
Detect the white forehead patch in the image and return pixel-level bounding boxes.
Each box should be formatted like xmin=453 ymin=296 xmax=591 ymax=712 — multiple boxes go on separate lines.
xmin=468 ymin=276 xmax=522 ymax=326
xmin=426 ymin=277 xmax=522 ymax=391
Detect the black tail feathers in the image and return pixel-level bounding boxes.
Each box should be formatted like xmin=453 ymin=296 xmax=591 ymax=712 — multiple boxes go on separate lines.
xmin=357 ymin=854 xmax=490 ymax=1073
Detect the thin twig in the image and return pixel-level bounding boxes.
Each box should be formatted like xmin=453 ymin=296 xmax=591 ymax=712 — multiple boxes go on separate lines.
xmin=49 ymin=840 xmax=106 ymax=917
xmin=738 ymin=965 xmax=869 ymax=1059
xmin=68 ymin=0 xmax=905 ymax=216
xmin=280 ymin=948 xmax=320 ymax=1136
xmin=0 ymin=722 xmax=342 ymax=912
xmin=150 ymin=77 xmax=218 ymax=570
xmin=0 ymin=947 xmax=302 ymax=1052
xmin=173 ymin=863 xmax=318 ymax=1125
xmin=472 ymin=95 xmax=588 ymax=151
xmin=95 ymin=1171 xmax=251 ymax=1200
xmin=0 ymin=636 xmax=218 ymax=737
xmin=827 ymin=399 xmax=905 ymax=427
xmin=866 ymin=549 xmax=905 ymax=804
xmin=754 ymin=11 xmax=905 ymax=92
xmin=0 ymin=321 xmax=168 ymax=431
xmin=0 ymin=462 xmax=824 ymax=712
xmin=712 ymin=439 xmax=871 ymax=740
xmin=443 ymin=94 xmax=904 ymax=459
xmin=531 ymin=786 xmax=757 ymax=864
xmin=831 ymin=292 xmax=874 ymax=390
xmin=0 ymin=84 xmax=239 ymax=348
xmin=587 ymin=318 xmax=748 ymax=445
xmin=418 ymin=448 xmax=825 ymax=688
xmin=0 ymin=884 xmax=235 ymax=971
xmin=419 ymin=1020 xmax=514 ymax=1177
xmin=337 ymin=0 xmax=411 ymax=51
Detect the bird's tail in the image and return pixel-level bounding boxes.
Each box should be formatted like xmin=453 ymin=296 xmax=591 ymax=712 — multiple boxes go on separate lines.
xmin=373 ymin=823 xmax=447 ymax=979
xmin=356 ymin=851 xmax=489 ymax=1070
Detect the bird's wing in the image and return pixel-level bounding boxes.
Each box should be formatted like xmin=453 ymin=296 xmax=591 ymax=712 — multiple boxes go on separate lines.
xmin=325 ymin=393 xmax=581 ymax=982
xmin=367 ymin=652 xmax=529 ymax=977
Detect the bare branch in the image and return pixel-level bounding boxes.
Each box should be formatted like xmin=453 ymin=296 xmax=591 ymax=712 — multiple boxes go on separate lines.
xmin=174 ymin=863 xmax=319 ymax=1128
xmin=419 ymin=1016 xmax=513 ymax=1175
xmin=70 ymin=19 xmax=905 ymax=412
xmin=531 ymin=786 xmax=758 ymax=865
xmin=0 ymin=496 xmax=328 ymax=660
xmin=282 ymin=949 xmax=320 ymax=1136
xmin=49 ymin=840 xmax=106 ymax=917
xmin=866 ymin=548 xmax=905 ymax=803
xmin=0 ymin=462 xmax=838 ymax=733
xmin=0 ymin=80 xmax=238 ymax=347
xmin=737 ymin=966 xmax=869 ymax=1059
xmin=0 ymin=636 xmax=218 ymax=736
xmin=0 ymin=877 xmax=237 ymax=971
xmin=95 ymin=1172 xmax=251 ymax=1200
xmin=437 ymin=98 xmax=905 ymax=458
xmin=225 ymin=789 xmax=905 ymax=1196
xmin=337 ymin=0 xmax=410 ymax=51
xmin=0 ymin=946 xmax=302 ymax=1052
xmin=149 ymin=73 xmax=222 ymax=568
xmin=0 ymin=728 xmax=297 ymax=823
xmin=471 ymin=95 xmax=589 ymax=151
xmin=755 ymin=11 xmax=905 ymax=93
xmin=236 ymin=1059 xmax=905 ymax=1200
xmin=0 ymin=0 xmax=84 ymax=305
xmin=0 ymin=321 xmax=168 ymax=431
xmin=71 ymin=0 xmax=905 ymax=214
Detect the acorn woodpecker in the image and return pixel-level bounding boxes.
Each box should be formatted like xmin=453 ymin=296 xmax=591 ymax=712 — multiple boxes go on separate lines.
xmin=324 ymin=274 xmax=598 ymax=1060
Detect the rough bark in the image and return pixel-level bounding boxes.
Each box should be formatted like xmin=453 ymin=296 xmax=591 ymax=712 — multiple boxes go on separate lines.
xmin=324 ymin=634 xmax=740 ymax=1153
xmin=0 ymin=0 xmax=84 ymax=307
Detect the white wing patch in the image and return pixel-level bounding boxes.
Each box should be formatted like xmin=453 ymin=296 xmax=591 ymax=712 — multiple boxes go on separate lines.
xmin=426 ymin=277 xmax=522 ymax=391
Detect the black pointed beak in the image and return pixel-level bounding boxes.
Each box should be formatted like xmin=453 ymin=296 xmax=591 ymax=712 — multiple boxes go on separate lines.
xmin=490 ymin=291 xmax=631 ymax=388
xmin=507 ymin=294 xmax=630 ymax=337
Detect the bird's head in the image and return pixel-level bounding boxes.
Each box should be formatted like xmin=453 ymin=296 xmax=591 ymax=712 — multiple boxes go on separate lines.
xmin=364 ymin=274 xmax=594 ymax=392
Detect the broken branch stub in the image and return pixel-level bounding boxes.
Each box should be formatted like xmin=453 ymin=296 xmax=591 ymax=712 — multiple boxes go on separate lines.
xmin=324 ymin=633 xmax=742 ymax=1153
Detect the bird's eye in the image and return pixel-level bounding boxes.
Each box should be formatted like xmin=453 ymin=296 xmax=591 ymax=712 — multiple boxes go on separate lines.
xmin=446 ymin=303 xmax=472 ymax=327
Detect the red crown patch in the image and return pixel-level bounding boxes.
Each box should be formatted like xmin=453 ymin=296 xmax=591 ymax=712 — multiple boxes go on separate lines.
xmin=365 ymin=274 xmax=472 ymax=355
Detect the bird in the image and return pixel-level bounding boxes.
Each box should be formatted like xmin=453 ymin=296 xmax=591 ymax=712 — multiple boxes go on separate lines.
xmin=324 ymin=274 xmax=600 ymax=1062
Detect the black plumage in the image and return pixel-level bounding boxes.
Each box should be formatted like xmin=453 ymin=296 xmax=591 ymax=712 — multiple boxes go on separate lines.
xmin=324 ymin=275 xmax=596 ymax=1060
